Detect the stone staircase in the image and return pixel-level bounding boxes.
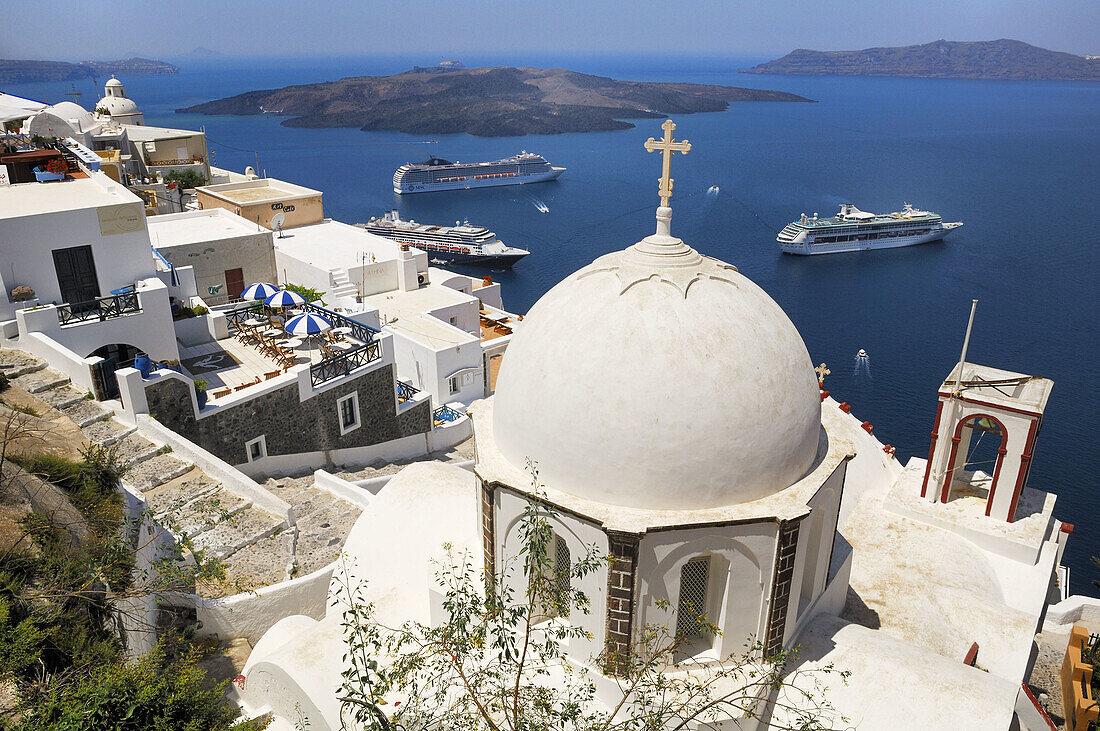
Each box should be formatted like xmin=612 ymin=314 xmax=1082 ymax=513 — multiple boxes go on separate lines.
xmin=0 ymin=348 xmax=362 ymax=598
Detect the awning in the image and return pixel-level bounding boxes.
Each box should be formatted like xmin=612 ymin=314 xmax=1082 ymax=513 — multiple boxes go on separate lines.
xmin=0 ymin=93 xmax=47 ymax=124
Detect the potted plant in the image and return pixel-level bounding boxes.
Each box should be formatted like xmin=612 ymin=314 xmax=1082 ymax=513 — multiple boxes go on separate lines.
xmin=33 ymin=157 xmax=67 ymax=182
xmin=134 ymin=353 xmax=153 ymax=378
xmin=194 ymin=378 xmax=208 ymax=409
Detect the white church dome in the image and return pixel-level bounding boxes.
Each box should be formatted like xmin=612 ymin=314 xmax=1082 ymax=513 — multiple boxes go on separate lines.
xmin=492 ymin=205 xmax=822 ymax=511
xmin=97 ymin=94 xmax=140 ymax=116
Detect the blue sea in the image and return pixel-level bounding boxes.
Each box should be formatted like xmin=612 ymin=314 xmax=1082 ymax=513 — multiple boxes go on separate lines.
xmin=9 ymin=54 xmax=1099 ymax=592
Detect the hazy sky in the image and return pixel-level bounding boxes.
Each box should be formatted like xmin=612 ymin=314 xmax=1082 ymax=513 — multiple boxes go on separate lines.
xmin=2 ymin=0 xmax=1096 ymax=60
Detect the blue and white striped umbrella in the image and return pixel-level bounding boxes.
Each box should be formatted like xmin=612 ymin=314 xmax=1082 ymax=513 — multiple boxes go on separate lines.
xmin=284 ymin=312 xmax=332 ymax=336
xmin=242 ymin=282 xmax=279 ymax=301
xmin=265 ymin=289 xmax=306 ymax=308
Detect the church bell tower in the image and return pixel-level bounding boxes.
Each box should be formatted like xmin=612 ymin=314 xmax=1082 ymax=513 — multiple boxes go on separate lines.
xmin=920 ymin=362 xmax=1052 ymax=523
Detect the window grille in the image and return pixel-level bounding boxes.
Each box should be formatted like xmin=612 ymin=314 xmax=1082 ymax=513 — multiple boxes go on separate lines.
xmin=676 ymin=558 xmax=710 ymax=639
xmin=554 ymin=534 xmax=571 ymax=608
xmin=532 ymin=533 xmax=571 ymax=621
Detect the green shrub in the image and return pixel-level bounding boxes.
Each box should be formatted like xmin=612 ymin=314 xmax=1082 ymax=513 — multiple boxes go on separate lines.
xmin=284 ymin=283 xmax=326 ymax=305
xmin=0 ymin=595 xmax=46 ymax=678
xmin=191 ymin=305 xmax=209 ymax=316
xmin=162 ymin=169 xmax=207 ymax=189
xmin=12 ymin=642 xmax=271 ymax=731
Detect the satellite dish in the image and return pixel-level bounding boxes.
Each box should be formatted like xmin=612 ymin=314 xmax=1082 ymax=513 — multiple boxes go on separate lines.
xmin=270 ymin=211 xmax=286 ymax=238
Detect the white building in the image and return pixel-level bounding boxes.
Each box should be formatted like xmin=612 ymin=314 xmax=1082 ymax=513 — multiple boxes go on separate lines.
xmin=269 ymin=203 xmax=519 ymax=408
xmin=148 ymin=208 xmax=277 ymax=305
xmin=0 ymin=151 xmax=188 ymax=396
xmin=230 ymin=125 xmax=1076 ymax=730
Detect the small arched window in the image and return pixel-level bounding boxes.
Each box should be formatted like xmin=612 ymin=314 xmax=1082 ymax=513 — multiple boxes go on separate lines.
xmin=676 ymin=557 xmax=712 ymax=642
xmin=532 ymin=532 xmax=571 ymax=621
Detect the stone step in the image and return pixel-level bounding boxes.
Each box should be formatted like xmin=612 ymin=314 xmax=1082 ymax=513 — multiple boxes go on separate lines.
xmin=0 ymin=350 xmax=46 ymax=378
xmin=145 ymin=478 xmax=223 ymax=518
xmin=294 ymin=521 xmax=354 ymax=575
xmin=172 ymin=490 xmax=253 ymax=539
xmin=115 ymin=434 xmax=162 ymax=469
xmin=36 ymin=384 xmax=86 ymax=410
xmin=287 ymin=489 xmax=345 ymax=521
xmin=59 ymin=399 xmax=114 ymax=428
xmin=262 ymin=476 xmax=319 ymax=505
xmin=125 ymin=454 xmax=196 ymax=492
xmin=82 ymin=418 xmax=137 ymax=446
xmin=13 ymin=368 xmax=70 ymax=394
xmin=216 ymin=532 xmax=296 ymax=594
xmin=190 ymin=507 xmax=286 ymax=560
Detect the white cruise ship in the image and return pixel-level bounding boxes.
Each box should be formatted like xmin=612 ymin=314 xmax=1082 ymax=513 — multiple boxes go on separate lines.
xmin=777 ymin=203 xmax=962 ymax=255
xmin=358 ymin=210 xmax=529 ymax=268
xmin=393 ymin=152 xmax=564 ymax=194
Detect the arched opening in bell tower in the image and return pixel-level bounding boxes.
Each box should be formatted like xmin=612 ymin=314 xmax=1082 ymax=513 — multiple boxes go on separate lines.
xmin=940 ymin=414 xmax=1009 ymax=514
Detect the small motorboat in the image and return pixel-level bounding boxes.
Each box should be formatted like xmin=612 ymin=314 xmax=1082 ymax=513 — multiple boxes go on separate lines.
xmin=858 ymin=348 xmax=867 ymax=357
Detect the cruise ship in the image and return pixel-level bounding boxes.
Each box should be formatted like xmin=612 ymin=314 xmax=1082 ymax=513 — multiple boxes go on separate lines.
xmin=392 ymin=152 xmax=565 ymax=194
xmin=358 ymin=210 xmax=529 ymax=268
xmin=777 ymin=203 xmax=963 ymax=255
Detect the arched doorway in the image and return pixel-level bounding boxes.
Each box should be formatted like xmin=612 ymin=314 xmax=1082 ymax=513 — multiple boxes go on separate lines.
xmin=940 ymin=414 xmax=1009 ymax=516
xmin=88 ymin=343 xmax=143 ymax=400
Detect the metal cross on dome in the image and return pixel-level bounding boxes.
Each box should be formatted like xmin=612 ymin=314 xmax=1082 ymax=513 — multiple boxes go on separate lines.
xmin=814 ymin=363 xmax=831 ymax=386
xmin=644 ymin=119 xmax=691 ymax=208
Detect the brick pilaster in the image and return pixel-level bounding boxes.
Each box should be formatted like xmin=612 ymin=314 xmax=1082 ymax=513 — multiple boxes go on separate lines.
xmin=604 ymin=530 xmax=640 ymax=675
xmin=764 ymin=520 xmax=800 ymax=658
xmin=480 ymin=480 xmax=495 ymax=582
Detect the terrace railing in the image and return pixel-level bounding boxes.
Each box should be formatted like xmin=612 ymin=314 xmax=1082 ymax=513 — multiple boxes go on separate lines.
xmin=433 ymin=404 xmax=464 ymax=424
xmin=57 ymin=291 xmax=140 ymax=326
xmin=310 ymin=341 xmax=382 ymax=388
xmin=223 ymin=303 xmax=266 ymax=331
xmin=397 ymin=380 xmax=420 ymax=403
xmin=300 ymin=302 xmax=381 ymax=343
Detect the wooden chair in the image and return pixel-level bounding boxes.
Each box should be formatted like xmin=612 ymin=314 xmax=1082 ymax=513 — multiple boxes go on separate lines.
xmin=264 ymin=370 xmax=281 ymax=380
xmin=212 ymin=388 xmax=232 ymax=399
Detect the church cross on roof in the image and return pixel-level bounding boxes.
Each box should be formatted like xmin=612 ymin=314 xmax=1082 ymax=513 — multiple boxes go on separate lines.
xmin=644 ymin=119 xmax=691 ymax=209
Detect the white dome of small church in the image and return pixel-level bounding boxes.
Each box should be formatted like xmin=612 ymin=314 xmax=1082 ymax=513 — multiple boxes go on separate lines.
xmin=492 ymin=122 xmax=821 ymax=511
xmin=96 ymin=77 xmax=142 ymax=123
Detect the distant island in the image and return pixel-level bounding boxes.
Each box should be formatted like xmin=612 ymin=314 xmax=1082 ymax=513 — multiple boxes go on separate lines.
xmin=177 ymin=65 xmax=813 ymax=137
xmin=743 ymin=39 xmax=1100 ymax=81
xmin=0 ymin=57 xmax=179 ymax=84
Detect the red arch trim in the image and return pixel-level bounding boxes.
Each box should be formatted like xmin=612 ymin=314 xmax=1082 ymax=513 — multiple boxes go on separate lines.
xmin=938 ymin=413 xmax=1009 ymax=517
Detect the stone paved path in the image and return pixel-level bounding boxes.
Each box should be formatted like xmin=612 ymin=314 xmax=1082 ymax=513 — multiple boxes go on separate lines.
xmin=0 ymin=348 xmax=364 ymax=598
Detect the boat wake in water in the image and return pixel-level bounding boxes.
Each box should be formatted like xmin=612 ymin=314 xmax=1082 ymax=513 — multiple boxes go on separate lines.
xmin=853 ymin=349 xmax=872 ymax=379
xmin=525 ymin=194 xmax=550 ymax=213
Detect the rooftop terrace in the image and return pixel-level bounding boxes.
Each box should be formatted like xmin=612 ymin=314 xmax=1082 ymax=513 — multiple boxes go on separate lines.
xmin=197 ymin=177 xmax=321 ymax=206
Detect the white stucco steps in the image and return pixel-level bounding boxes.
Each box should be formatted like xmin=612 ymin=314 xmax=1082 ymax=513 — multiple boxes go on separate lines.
xmin=12 ymin=367 xmax=71 ymax=394
xmin=0 ymin=350 xmax=46 ymax=378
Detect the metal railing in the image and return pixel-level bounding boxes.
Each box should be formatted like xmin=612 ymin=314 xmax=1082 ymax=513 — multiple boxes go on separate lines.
xmin=300 ymin=302 xmax=380 ymax=343
xmin=433 ymin=404 xmax=464 ymax=424
xmin=310 ymin=340 xmax=382 ymax=387
xmin=396 ymin=380 xmax=420 ymax=403
xmin=223 ymin=302 xmax=381 ymax=344
xmin=223 ymin=303 xmax=267 ymax=331
xmin=57 ymin=291 xmax=140 ymax=325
